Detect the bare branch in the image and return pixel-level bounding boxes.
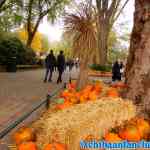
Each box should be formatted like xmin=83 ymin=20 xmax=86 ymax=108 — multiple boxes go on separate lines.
xmin=96 ymin=0 xmax=102 ymax=12
xmin=113 ymin=0 xmax=130 ymax=23
xmin=0 ymin=0 xmax=6 ymax=9
xmin=107 ymin=0 xmax=118 ymax=19
xmin=27 ymin=0 xmax=34 ymax=35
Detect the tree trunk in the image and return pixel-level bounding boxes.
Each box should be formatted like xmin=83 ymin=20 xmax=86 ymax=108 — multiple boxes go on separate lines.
xmin=26 ymin=33 xmax=34 ymax=47
xmin=77 ymin=57 xmax=89 ymax=89
xmin=125 ymin=0 xmax=150 ymax=116
xmin=26 ymin=17 xmax=41 ymax=48
xmin=97 ymin=18 xmax=109 ymax=65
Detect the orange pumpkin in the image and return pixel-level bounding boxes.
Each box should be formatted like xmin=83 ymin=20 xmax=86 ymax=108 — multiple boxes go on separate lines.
xmin=70 ymin=97 xmax=78 ymax=104
xmin=107 ymin=88 xmax=119 ymax=97
xmin=89 ymin=91 xmax=97 ymax=101
xmin=67 ymin=83 xmax=76 ymax=90
xmin=119 ymin=124 xmax=141 ymax=142
xmin=13 ymin=127 xmax=35 ymax=145
xmin=56 ymin=101 xmax=72 ymax=110
xmin=44 ymin=142 xmax=67 ymax=150
xmin=104 ymin=132 xmax=122 ymax=142
xmin=94 ymin=83 xmax=102 ymax=93
xmin=83 ymin=85 xmax=93 ymax=92
xmin=60 ymin=90 xmax=70 ymax=99
xmin=18 ymin=142 xmax=37 ymax=150
xmin=79 ymin=95 xmax=87 ymax=103
xmin=136 ymin=118 xmax=150 ymax=139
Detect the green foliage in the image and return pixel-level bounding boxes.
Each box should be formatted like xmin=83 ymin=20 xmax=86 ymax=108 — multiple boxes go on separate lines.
xmin=0 ymin=35 xmax=36 ymax=65
xmin=0 ymin=0 xmax=23 ymax=32
xmin=49 ymin=39 xmax=72 ymax=58
xmin=90 ymin=64 xmax=112 ymax=72
xmin=108 ymin=49 xmax=128 ymax=64
xmin=41 ymin=34 xmax=50 ymax=52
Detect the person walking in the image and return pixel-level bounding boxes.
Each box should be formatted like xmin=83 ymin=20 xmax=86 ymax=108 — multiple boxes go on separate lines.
xmin=112 ymin=61 xmax=121 ymax=82
xmin=44 ymin=50 xmax=56 ymax=82
xmin=119 ymin=61 xmax=124 ymax=79
xmin=57 ymin=51 xmax=65 ymax=84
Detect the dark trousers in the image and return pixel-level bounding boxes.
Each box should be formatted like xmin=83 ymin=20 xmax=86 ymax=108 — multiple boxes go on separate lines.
xmin=57 ymin=70 xmax=63 ymax=83
xmin=44 ymin=68 xmax=53 ymax=82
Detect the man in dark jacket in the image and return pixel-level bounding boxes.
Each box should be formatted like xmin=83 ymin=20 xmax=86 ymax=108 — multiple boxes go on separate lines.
xmin=44 ymin=50 xmax=56 ymax=82
xmin=112 ymin=61 xmax=121 ymax=82
xmin=57 ymin=51 xmax=65 ymax=84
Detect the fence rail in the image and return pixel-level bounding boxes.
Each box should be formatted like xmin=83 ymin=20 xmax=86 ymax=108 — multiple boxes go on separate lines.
xmin=0 ymin=83 xmax=66 ymax=139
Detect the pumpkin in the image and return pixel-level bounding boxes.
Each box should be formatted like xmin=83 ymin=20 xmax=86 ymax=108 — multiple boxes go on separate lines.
xmin=89 ymin=91 xmax=97 ymax=101
xmin=104 ymin=132 xmax=122 ymax=142
xmin=13 ymin=127 xmax=35 ymax=145
xmin=60 ymin=90 xmax=71 ymax=99
xmin=18 ymin=142 xmax=37 ymax=150
xmin=56 ymin=101 xmax=72 ymax=110
xmin=136 ymin=118 xmax=150 ymax=139
xmin=119 ymin=124 xmax=141 ymax=142
xmin=107 ymin=88 xmax=119 ymax=97
xmin=79 ymin=95 xmax=87 ymax=103
xmin=44 ymin=142 xmax=67 ymax=150
xmin=94 ymin=83 xmax=102 ymax=93
xmin=83 ymin=85 xmax=93 ymax=92
xmin=70 ymin=97 xmax=79 ymax=104
xmin=67 ymin=83 xmax=76 ymax=90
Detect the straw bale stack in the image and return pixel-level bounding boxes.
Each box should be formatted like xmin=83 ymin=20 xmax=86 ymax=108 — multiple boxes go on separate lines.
xmin=31 ymin=98 xmax=136 ymax=150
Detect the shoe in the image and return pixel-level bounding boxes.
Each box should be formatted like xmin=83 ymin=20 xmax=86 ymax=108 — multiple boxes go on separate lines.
xmin=44 ymin=79 xmax=47 ymax=83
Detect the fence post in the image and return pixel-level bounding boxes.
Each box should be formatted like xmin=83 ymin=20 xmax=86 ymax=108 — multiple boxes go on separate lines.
xmin=46 ymin=94 xmax=51 ymax=109
xmin=64 ymin=82 xmax=67 ymax=89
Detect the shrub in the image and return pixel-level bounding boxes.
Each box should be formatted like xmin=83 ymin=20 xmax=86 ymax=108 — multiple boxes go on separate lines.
xmin=90 ymin=64 xmax=112 ymax=72
xmin=0 ymin=36 xmax=37 ymax=65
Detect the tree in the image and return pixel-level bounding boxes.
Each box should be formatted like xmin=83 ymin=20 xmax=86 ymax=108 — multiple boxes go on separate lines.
xmin=64 ymin=4 xmax=97 ymax=88
xmin=21 ymin=0 xmax=70 ymax=47
xmin=96 ymin=0 xmax=129 ymax=65
xmin=0 ymin=0 xmax=23 ymax=31
xmin=125 ymin=0 xmax=150 ymax=117
xmin=17 ymin=26 xmax=42 ymax=52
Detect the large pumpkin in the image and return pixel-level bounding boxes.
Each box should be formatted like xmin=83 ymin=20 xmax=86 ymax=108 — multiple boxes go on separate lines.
xmin=119 ymin=124 xmax=141 ymax=142
xmin=104 ymin=132 xmax=122 ymax=142
xmin=13 ymin=127 xmax=35 ymax=145
xmin=18 ymin=142 xmax=37 ymax=150
xmin=136 ymin=118 xmax=150 ymax=139
xmin=44 ymin=142 xmax=67 ymax=150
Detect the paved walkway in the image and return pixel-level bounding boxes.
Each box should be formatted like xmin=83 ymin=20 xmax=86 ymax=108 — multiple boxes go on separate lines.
xmin=0 ymin=68 xmax=79 ymax=135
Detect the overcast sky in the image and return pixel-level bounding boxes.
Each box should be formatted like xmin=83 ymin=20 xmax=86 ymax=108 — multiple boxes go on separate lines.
xmin=38 ymin=0 xmax=135 ymax=42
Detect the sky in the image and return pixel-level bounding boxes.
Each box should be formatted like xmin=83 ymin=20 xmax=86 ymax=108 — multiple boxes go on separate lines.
xmin=38 ymin=0 xmax=135 ymax=42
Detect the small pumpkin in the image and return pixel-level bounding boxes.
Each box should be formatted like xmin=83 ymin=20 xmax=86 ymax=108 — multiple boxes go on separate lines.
xmin=13 ymin=127 xmax=35 ymax=145
xmin=60 ymin=90 xmax=70 ymax=99
xmin=94 ymin=83 xmax=102 ymax=93
xmin=104 ymin=132 xmax=122 ymax=142
xmin=107 ymin=88 xmax=119 ymax=97
xmin=83 ymin=85 xmax=93 ymax=92
xmin=89 ymin=91 xmax=97 ymax=101
xmin=67 ymin=82 xmax=76 ymax=90
xmin=56 ymin=101 xmax=72 ymax=110
xmin=44 ymin=142 xmax=67 ymax=150
xmin=18 ymin=142 xmax=37 ymax=150
xmin=119 ymin=124 xmax=141 ymax=142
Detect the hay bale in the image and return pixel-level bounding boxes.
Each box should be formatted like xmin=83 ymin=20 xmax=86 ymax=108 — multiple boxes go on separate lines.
xmin=31 ymin=98 xmax=136 ymax=150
